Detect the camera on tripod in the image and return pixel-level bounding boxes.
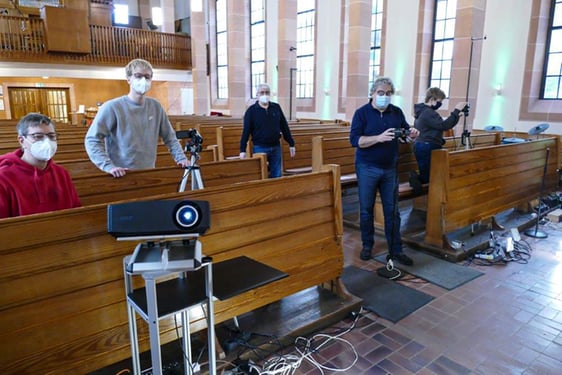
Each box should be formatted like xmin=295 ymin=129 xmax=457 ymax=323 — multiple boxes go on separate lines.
xmin=461 ymin=103 xmax=470 ymax=116
xmin=176 ymin=129 xmax=204 ymax=155
xmin=393 ymin=127 xmax=411 ymax=140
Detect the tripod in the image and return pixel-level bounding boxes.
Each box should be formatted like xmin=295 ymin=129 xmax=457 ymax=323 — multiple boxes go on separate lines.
xmin=179 ymin=152 xmax=204 ymax=192
xmin=524 ymin=147 xmax=550 ymax=239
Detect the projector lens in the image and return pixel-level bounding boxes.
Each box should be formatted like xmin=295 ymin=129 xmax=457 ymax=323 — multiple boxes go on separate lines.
xmin=175 ymin=204 xmax=199 ymax=228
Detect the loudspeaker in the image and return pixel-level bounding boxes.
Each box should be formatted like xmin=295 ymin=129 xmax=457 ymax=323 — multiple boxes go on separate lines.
xmin=107 ymin=199 xmax=210 ymax=238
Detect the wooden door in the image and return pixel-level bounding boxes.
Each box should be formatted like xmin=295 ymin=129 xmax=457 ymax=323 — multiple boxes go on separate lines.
xmin=8 ymin=87 xmax=70 ymax=123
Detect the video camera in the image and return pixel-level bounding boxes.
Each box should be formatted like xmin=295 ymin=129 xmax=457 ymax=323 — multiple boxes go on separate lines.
xmin=461 ymin=103 xmax=470 ymax=116
xmin=393 ymin=127 xmax=411 ymax=141
xmin=176 ymin=128 xmax=204 ymax=155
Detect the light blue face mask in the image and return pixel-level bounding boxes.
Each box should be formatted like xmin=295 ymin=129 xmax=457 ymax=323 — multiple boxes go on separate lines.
xmin=375 ymin=95 xmax=391 ymax=109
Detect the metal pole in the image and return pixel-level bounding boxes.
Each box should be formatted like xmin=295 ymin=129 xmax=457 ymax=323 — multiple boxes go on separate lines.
xmin=462 ymin=36 xmax=486 ymax=150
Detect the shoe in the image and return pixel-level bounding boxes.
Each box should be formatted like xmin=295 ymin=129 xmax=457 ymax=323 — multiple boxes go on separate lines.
xmin=387 ymin=253 xmax=414 ymax=266
xmin=409 ymin=171 xmax=423 ymax=196
xmin=360 ymin=248 xmax=372 ymax=261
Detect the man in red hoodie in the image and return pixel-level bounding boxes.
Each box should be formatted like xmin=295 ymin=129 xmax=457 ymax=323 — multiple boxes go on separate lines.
xmin=0 ymin=113 xmax=81 ymax=218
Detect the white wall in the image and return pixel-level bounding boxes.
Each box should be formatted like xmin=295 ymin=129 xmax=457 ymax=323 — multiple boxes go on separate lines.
xmin=382 ymin=0 xmax=420 ymax=124
xmin=475 ymin=0 xmax=536 ymax=133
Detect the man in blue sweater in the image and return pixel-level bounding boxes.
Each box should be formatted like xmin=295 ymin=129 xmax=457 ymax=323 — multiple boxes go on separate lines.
xmin=349 ymin=77 xmax=419 ymax=266
xmin=239 ymin=83 xmax=295 ymax=178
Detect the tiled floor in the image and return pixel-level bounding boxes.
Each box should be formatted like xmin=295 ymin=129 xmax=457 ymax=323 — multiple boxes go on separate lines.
xmin=247 ymin=213 xmax=562 ymax=374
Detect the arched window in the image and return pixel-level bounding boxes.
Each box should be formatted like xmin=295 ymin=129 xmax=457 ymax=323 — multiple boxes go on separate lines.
xmin=296 ymin=0 xmax=315 ymax=99
xmin=369 ymin=0 xmax=384 ymax=89
xmin=429 ymin=0 xmax=457 ymax=96
xmin=216 ymin=0 xmax=228 ymax=99
xmin=542 ymin=0 xmax=562 ymax=99
xmin=250 ymin=0 xmax=266 ymax=96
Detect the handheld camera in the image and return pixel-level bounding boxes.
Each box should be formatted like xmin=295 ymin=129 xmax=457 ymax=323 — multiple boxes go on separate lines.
xmin=393 ymin=127 xmax=411 ymax=141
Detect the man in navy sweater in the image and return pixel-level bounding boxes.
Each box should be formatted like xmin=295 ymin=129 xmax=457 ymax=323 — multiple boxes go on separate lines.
xmin=239 ymin=83 xmax=295 ymax=178
xmin=350 ymin=77 xmax=419 ymax=266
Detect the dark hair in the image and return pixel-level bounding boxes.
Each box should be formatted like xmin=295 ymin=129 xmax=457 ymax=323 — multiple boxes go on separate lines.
xmin=424 ymin=87 xmax=446 ymax=103
xmin=16 ymin=113 xmax=54 ymax=136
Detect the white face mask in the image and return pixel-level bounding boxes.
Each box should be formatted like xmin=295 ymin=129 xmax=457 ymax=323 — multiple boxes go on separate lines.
xmin=259 ymin=95 xmax=270 ymax=105
xmin=131 ymin=77 xmax=152 ymax=95
xmin=375 ymin=95 xmax=391 ymax=109
xmin=30 ymin=138 xmax=57 ymax=161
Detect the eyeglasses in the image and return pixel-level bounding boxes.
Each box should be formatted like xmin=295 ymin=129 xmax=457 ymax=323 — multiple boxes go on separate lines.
xmin=376 ymin=90 xmax=393 ymax=96
xmin=24 ymin=132 xmax=58 ymax=142
xmin=133 ymin=73 xmax=153 ymax=80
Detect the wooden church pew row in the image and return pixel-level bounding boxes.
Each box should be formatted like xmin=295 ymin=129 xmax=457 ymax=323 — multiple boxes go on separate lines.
xmin=58 ymin=145 xmax=218 ymax=178
xmin=423 ymin=137 xmax=559 ymax=259
xmin=0 ymin=164 xmax=360 ymax=374
xmin=74 ymin=154 xmax=268 ymax=206
xmin=442 ymin=132 xmax=502 ymax=151
xmin=282 ymin=128 xmax=351 ymax=175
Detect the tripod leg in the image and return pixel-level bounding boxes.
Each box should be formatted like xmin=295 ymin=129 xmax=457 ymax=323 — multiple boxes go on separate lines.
xmin=179 ymin=168 xmax=190 ymax=193
xmin=190 ymin=168 xmax=204 ymax=190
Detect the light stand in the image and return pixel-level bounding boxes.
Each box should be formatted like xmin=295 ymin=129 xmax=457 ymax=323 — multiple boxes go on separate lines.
xmin=525 ymin=148 xmax=550 ymax=239
xmin=461 ymin=36 xmax=486 ymax=150
xmin=289 ymin=67 xmax=298 ymax=121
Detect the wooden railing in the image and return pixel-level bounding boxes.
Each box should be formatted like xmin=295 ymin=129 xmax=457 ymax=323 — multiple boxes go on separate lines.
xmin=0 ymin=15 xmax=191 ymax=69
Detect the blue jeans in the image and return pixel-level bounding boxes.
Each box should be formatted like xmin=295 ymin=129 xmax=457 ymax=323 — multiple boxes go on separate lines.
xmin=413 ymin=141 xmax=442 ymax=184
xmin=356 ymin=162 xmax=403 ymax=255
xmin=253 ymin=145 xmax=282 ymax=178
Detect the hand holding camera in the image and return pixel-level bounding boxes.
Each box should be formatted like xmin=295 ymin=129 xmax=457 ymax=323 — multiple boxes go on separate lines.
xmin=393 ymin=127 xmax=413 ymax=143
xmin=455 ymin=102 xmax=470 ymax=117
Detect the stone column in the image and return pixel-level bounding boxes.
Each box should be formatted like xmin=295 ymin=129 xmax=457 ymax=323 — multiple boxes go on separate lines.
xmin=344 ymin=0 xmax=372 ymax=122
xmin=276 ymin=0 xmax=297 ymax=120
xmin=226 ymin=0 xmax=249 ymax=117
xmin=191 ymin=2 xmax=210 ymax=115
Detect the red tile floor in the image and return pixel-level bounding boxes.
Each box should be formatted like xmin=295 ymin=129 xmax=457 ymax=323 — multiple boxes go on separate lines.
xmin=242 ymin=215 xmax=562 ymax=374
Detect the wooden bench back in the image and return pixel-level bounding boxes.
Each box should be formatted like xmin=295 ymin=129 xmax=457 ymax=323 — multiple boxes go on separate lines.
xmin=74 ymin=154 xmax=268 ymax=206
xmin=312 ymin=135 xmax=356 ymax=185
xmin=282 ymin=128 xmax=351 ymax=174
xmin=425 ymin=137 xmax=560 ymax=247
xmin=0 ymin=165 xmax=344 ymax=374
xmin=216 ymin=125 xmax=248 ymax=160
xmin=58 ymin=146 xmax=218 ymax=177
xmin=442 ymin=132 xmax=502 ymax=151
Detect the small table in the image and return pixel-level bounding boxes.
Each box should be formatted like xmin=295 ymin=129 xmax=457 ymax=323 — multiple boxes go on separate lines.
xmin=124 ymin=255 xmax=287 ymax=375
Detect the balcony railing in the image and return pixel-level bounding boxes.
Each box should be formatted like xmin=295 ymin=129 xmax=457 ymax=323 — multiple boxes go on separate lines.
xmin=0 ymin=15 xmax=191 ymax=70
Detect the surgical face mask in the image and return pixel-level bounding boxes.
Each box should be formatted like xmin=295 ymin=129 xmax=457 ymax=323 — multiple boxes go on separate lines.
xmin=29 ymin=138 xmax=57 ymax=161
xmin=131 ymin=77 xmax=152 ymax=95
xmin=431 ymin=101 xmax=442 ymax=110
xmin=375 ymin=95 xmax=391 ymax=109
xmin=259 ymin=95 xmax=270 ymax=105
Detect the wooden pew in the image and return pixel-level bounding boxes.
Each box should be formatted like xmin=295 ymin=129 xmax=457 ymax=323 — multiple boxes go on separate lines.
xmin=442 ymin=132 xmax=502 ymax=151
xmin=422 ymin=137 xmax=559 ymax=259
xmin=59 ymin=146 xmax=218 ymax=178
xmin=216 ymin=125 xmax=248 ymax=160
xmin=213 ymin=123 xmax=349 ymax=163
xmin=312 ymin=135 xmax=356 ymax=187
xmin=74 ymin=155 xmax=268 ymax=206
xmin=282 ymin=128 xmax=351 ymax=175
xmin=0 ymin=165 xmax=360 ymax=374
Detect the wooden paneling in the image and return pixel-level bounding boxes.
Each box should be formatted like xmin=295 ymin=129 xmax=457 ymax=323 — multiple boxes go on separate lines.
xmin=40 ymin=6 xmax=91 ymax=53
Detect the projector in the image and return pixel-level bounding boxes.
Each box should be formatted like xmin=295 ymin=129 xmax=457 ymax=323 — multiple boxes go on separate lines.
xmin=107 ymin=199 xmax=210 ymax=239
